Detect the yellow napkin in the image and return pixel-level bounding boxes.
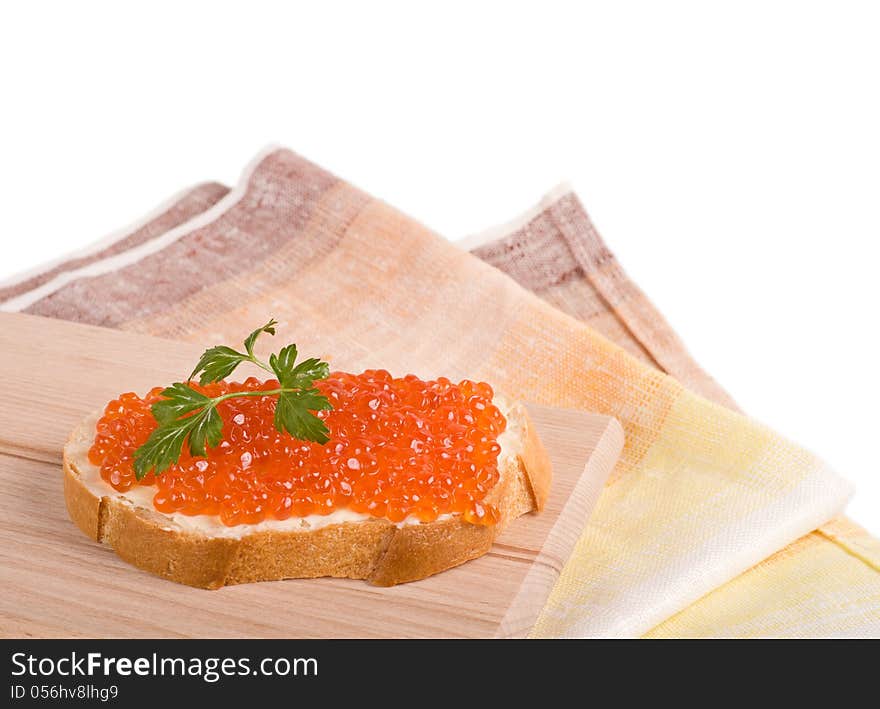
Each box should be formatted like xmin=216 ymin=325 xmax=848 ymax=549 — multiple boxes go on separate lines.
xmin=467 ymin=185 xmax=880 ymax=637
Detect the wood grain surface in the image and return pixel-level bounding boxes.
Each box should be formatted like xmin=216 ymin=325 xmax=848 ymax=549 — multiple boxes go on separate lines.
xmin=0 ymin=313 xmax=623 ymax=638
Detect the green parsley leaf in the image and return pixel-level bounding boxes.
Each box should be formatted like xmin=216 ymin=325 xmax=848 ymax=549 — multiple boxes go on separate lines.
xmin=186 ymin=405 xmax=223 ymax=457
xmin=188 ymin=346 xmax=248 ymax=385
xmin=151 ymin=382 xmax=213 ymax=423
xmin=270 ymin=344 xmax=332 ymax=442
xmin=270 ymin=345 xmax=331 ymax=389
xmin=289 ymin=358 xmax=331 ymax=387
xmin=189 ymin=318 xmax=279 ymax=385
xmin=133 ymin=318 xmax=334 ymax=478
xmin=244 ymin=318 xmax=277 ymax=357
xmin=133 ymin=412 xmax=199 ymax=479
xmin=274 ymin=388 xmax=332 ymax=444
xmin=269 ymin=343 xmax=297 ymax=384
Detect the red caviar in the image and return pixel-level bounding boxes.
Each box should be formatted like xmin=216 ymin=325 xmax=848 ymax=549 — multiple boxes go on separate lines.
xmin=88 ymin=371 xmax=506 ymax=527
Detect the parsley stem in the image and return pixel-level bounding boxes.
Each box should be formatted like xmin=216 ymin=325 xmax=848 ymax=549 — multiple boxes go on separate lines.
xmin=209 ymin=387 xmax=307 ymax=406
xmin=245 ymin=353 xmax=274 ymax=376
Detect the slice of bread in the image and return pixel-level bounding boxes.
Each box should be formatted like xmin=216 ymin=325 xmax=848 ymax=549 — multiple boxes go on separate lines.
xmin=63 ymin=397 xmax=552 ymax=589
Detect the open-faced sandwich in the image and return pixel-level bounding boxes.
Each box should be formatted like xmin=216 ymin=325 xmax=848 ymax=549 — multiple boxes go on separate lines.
xmin=63 ymin=320 xmax=551 ymax=588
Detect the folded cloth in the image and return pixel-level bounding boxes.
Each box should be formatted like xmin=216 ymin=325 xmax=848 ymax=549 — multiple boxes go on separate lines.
xmin=0 ymin=183 xmax=228 ymax=306
xmin=0 ymin=147 xmax=857 ymax=637
xmin=466 ymin=188 xmax=880 ymax=637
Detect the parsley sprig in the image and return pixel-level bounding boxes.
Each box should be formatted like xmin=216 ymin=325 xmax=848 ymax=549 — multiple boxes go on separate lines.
xmin=132 ymin=319 xmax=332 ymax=480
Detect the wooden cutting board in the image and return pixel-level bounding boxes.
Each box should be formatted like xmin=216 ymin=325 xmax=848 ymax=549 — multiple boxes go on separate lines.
xmin=0 ymin=312 xmax=623 ymax=638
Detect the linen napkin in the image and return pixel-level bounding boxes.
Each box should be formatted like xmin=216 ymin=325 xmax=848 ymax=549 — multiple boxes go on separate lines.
xmin=465 ymin=187 xmax=880 ymax=637
xmin=0 ymin=147 xmax=859 ymax=637
xmin=0 ymin=183 xmax=228 ymax=305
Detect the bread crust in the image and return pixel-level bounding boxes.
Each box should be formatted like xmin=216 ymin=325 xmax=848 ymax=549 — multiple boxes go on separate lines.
xmin=63 ymin=402 xmax=552 ymax=588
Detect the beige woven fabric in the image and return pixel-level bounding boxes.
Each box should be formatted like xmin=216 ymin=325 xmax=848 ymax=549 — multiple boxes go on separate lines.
xmin=0 ymin=148 xmax=863 ymax=636
xmin=467 ymin=188 xmax=880 ymax=637
xmin=463 ymin=188 xmax=736 ymax=409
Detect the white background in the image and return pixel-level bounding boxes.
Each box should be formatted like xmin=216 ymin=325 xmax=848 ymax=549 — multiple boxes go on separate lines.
xmin=2 ymin=2 xmax=878 ymax=534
